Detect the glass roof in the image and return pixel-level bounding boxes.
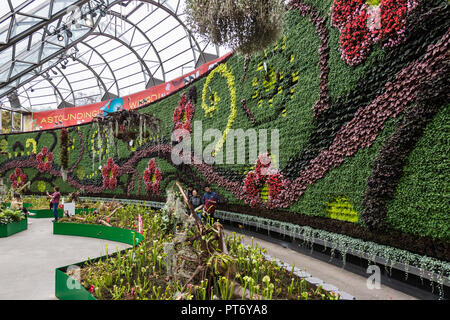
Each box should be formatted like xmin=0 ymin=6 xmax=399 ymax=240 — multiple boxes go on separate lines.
xmin=0 ymin=0 xmax=227 ymax=113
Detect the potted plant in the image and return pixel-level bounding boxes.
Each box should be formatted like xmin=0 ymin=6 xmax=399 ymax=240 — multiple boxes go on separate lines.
xmin=185 ymin=0 xmax=286 ymax=55
xmin=0 ymin=206 xmax=27 ymax=237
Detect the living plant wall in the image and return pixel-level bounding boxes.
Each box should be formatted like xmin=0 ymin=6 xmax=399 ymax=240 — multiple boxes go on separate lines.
xmin=0 ymin=0 xmax=448 ymax=260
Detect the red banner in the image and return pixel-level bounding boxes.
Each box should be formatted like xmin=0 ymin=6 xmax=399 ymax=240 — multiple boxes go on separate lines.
xmin=31 ymin=53 xmax=232 ymax=131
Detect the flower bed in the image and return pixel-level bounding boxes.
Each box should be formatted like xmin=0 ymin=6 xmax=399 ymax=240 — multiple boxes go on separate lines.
xmin=54 ymin=222 xmax=144 ymax=300
xmin=54 ymin=198 xmax=341 ymax=300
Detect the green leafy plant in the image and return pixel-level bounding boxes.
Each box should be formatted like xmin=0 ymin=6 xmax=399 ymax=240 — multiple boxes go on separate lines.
xmin=0 ymin=208 xmax=25 ymax=225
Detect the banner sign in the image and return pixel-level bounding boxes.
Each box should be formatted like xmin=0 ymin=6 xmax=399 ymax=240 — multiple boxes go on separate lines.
xmin=31 ymin=53 xmax=232 ymax=131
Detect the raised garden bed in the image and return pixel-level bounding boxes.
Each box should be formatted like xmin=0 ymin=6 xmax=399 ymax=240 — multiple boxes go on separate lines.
xmin=54 ymin=222 xmax=144 ymax=300
xmin=0 ymin=217 xmax=28 ymax=237
xmin=53 ymin=222 xmax=143 ymax=245
xmin=53 ymin=193 xmax=342 ymax=301
xmin=28 ymin=208 xmax=96 ymax=219
xmin=214 ymin=210 xmax=450 ymax=298
xmin=76 ymin=196 xmax=450 ymax=298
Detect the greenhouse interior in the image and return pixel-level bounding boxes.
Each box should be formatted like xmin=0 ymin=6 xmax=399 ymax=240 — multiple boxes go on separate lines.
xmin=0 ymin=0 xmax=448 ymax=306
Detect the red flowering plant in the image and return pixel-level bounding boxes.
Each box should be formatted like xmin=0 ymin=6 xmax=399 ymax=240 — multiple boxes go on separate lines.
xmin=331 ymin=0 xmax=419 ymax=66
xmin=102 ymin=158 xmax=119 ymax=190
xmin=173 ymin=93 xmax=195 ymax=142
xmin=143 ymin=158 xmax=162 ymax=195
xmin=9 ymin=168 xmax=27 ymax=188
xmin=36 ymin=147 xmax=53 ymax=172
xmin=243 ymin=153 xmax=285 ymax=209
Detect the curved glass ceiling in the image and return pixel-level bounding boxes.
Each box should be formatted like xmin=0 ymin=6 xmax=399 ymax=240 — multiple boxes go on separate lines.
xmin=0 ymin=0 xmax=227 ymax=113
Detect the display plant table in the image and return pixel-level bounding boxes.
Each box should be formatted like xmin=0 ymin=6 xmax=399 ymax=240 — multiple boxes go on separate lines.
xmin=0 ymin=217 xmax=28 ymax=237
xmin=53 ymin=222 xmax=144 ymax=300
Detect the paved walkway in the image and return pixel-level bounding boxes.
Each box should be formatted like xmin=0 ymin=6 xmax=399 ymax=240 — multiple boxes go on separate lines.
xmin=0 ymin=218 xmax=130 ymax=300
xmin=223 ymin=228 xmax=418 ymax=300
xmin=0 ymin=218 xmax=420 ymax=300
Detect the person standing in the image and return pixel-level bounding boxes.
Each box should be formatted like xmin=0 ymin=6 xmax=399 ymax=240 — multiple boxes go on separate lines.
xmin=201 ymin=185 xmax=218 ymax=221
xmin=47 ymin=187 xmax=61 ymax=222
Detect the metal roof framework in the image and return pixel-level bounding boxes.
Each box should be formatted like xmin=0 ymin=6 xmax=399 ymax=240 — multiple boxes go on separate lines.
xmin=0 ymin=0 xmax=224 ymax=114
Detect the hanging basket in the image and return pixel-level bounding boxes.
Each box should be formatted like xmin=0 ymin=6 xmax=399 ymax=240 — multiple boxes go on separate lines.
xmin=185 ymin=0 xmax=286 ymax=55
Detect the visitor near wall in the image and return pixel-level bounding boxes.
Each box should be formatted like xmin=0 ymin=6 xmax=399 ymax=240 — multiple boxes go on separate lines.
xmin=201 ymin=185 xmax=218 ymax=221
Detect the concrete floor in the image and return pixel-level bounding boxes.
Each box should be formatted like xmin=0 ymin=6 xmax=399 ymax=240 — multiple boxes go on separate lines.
xmin=0 ymin=218 xmax=130 ymax=300
xmin=0 ymin=218 xmax=418 ymax=300
xmin=223 ymin=229 xmax=418 ymax=300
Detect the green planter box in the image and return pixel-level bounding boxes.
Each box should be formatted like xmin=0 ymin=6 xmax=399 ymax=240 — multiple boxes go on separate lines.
xmin=75 ymin=208 xmax=97 ymax=215
xmin=0 ymin=217 xmax=28 ymax=237
xmin=6 ymin=203 xmax=32 ymax=208
xmin=53 ymin=222 xmax=143 ymax=245
xmin=53 ymin=222 xmax=144 ymax=300
xmin=28 ymin=208 xmax=96 ymax=219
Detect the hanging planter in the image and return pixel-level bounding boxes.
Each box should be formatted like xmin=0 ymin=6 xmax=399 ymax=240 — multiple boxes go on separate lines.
xmin=60 ymin=128 xmax=69 ymax=181
xmin=185 ymin=0 xmax=286 ymax=55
